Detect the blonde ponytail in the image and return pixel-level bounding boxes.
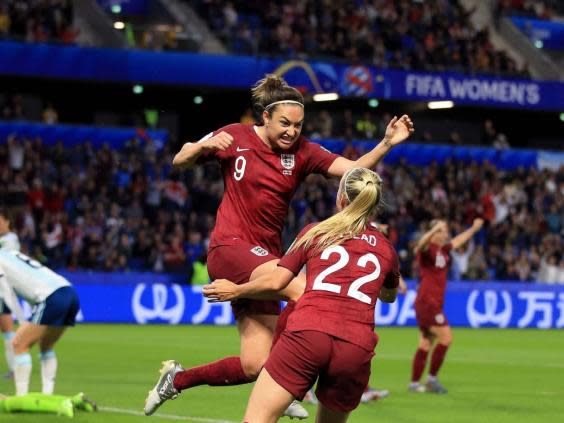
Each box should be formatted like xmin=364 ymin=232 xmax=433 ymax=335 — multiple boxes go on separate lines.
xmin=289 ymin=168 xmax=383 ymax=254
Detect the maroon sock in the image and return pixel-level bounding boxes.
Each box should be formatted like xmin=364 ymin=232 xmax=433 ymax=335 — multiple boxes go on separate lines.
xmin=429 ymin=344 xmax=449 ymax=377
xmin=411 ymin=348 xmax=429 ymax=382
xmin=173 ymin=356 xmax=252 ymax=391
xmin=271 ymin=300 xmax=296 ymax=348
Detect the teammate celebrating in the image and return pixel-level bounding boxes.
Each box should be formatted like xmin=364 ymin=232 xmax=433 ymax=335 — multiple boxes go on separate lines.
xmin=0 ymin=247 xmax=80 ymax=396
xmin=409 ymin=218 xmax=484 ymax=394
xmin=144 ymin=75 xmax=413 ymax=417
xmin=200 ymin=167 xmax=399 ymax=422
xmin=0 ymin=209 xmax=20 ymax=379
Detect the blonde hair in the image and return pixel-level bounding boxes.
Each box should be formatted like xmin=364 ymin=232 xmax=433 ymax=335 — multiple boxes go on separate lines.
xmin=251 ymin=74 xmax=304 ymax=124
xmin=289 ymin=168 xmax=383 ymax=253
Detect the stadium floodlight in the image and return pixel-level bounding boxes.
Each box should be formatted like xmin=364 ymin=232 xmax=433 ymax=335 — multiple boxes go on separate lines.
xmin=313 ymin=93 xmax=339 ymax=102
xmin=428 ymin=101 xmax=454 ymax=109
xmin=133 ymin=85 xmax=144 ymax=94
xmin=114 ymin=21 xmax=125 ymax=30
xmin=534 ymin=40 xmax=543 ymax=49
xmin=560 ymin=113 xmax=564 ymax=122
xmin=111 ymin=4 xmax=122 ymax=14
xmin=193 ymin=96 xmax=203 ymax=105
xmin=368 ymin=99 xmax=379 ymax=108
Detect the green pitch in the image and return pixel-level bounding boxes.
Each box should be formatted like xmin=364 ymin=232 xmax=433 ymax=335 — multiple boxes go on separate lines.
xmin=0 ymin=324 xmax=562 ymax=422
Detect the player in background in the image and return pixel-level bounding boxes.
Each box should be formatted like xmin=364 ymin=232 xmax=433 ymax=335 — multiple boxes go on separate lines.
xmin=0 ymin=208 xmax=20 ymax=379
xmin=144 ymin=75 xmax=413 ymax=417
xmin=200 ymin=168 xmax=399 ymax=422
xmin=0 ymin=391 xmax=96 ymax=417
xmin=409 ymin=218 xmax=484 ymax=394
xmin=0 ymin=249 xmax=80 ymax=396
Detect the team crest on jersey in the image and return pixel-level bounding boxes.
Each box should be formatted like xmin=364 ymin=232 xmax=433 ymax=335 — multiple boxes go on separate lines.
xmin=250 ymin=246 xmax=269 ymax=257
xmin=280 ymin=154 xmax=295 ymax=170
xmin=435 ymin=253 xmax=447 ymax=268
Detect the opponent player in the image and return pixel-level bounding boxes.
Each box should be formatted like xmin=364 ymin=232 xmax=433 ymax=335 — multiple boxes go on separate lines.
xmin=0 ymin=208 xmax=20 ymax=378
xmin=0 ymin=391 xmax=96 ymax=417
xmin=0 ymin=248 xmax=80 ymax=396
xmin=144 ymin=75 xmax=413 ymax=417
xmin=409 ymin=218 xmax=484 ymax=394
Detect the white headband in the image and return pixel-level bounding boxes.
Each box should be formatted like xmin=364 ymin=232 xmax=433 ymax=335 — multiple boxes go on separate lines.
xmin=264 ymin=100 xmax=304 ymax=110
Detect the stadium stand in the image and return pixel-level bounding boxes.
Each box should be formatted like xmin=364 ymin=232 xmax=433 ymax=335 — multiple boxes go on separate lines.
xmin=0 ymin=120 xmax=561 ymax=283
xmin=190 ymin=0 xmax=528 ymax=77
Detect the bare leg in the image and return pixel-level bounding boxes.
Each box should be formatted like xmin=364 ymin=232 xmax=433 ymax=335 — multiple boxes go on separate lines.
xmin=315 ymin=402 xmax=350 ymax=423
xmin=0 ymin=314 xmax=15 ymax=373
xmin=237 ymin=314 xmax=277 ymax=379
xmin=244 ymin=368 xmax=295 ymax=423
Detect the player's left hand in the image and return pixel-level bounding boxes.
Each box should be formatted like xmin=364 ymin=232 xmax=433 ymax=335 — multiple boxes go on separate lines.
xmin=203 ymin=279 xmax=239 ymax=302
xmin=383 ymin=114 xmax=414 ymax=147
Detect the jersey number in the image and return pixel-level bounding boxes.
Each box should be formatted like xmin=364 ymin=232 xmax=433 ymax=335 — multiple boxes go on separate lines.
xmin=312 ymin=245 xmax=381 ymax=304
xmin=14 ymin=252 xmax=43 ymax=269
xmin=234 ymin=156 xmax=246 ymax=181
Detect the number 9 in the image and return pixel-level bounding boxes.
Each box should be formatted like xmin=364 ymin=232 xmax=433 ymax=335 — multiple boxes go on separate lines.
xmin=234 ymin=156 xmax=246 ymax=181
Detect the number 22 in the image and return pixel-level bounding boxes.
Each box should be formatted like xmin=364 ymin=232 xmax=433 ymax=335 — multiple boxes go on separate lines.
xmin=312 ymin=245 xmax=381 ymax=304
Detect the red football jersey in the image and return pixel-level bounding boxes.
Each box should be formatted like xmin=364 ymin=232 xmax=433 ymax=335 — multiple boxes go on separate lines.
xmin=201 ymin=124 xmax=339 ymax=256
xmin=278 ymin=224 xmax=400 ymax=352
xmin=415 ymin=243 xmax=453 ymax=308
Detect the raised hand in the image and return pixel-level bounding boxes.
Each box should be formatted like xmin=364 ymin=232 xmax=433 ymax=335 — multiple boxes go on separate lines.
xmin=472 ymin=218 xmax=485 ymax=231
xmin=383 ymin=114 xmax=414 ymax=147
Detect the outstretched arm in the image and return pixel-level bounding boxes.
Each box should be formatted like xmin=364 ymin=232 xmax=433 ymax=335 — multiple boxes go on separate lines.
xmin=203 ymin=267 xmax=295 ymax=302
xmin=451 ymin=218 xmax=484 ymax=250
xmin=414 ymin=221 xmax=446 ymax=255
xmin=172 ymin=131 xmax=233 ymax=169
xmin=327 ymin=115 xmax=414 ymax=177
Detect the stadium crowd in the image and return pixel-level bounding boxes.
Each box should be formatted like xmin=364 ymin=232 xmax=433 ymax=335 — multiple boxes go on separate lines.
xmin=194 ymin=0 xmax=528 ymax=77
xmin=0 ymin=0 xmax=76 ymax=44
xmin=0 ymin=132 xmax=561 ymax=283
xmin=495 ymin=0 xmax=561 ymax=20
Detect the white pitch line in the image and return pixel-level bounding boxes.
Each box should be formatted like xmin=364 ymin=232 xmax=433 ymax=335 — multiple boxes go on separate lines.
xmin=99 ymin=406 xmax=237 ymax=423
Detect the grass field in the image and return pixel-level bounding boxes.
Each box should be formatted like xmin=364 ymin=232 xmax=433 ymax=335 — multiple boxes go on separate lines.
xmin=0 ymin=324 xmax=563 ymax=422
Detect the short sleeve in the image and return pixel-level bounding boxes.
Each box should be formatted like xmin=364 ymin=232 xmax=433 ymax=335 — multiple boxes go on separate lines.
xmin=278 ymin=224 xmax=317 ymax=275
xmin=195 ymin=129 xmax=233 ymax=163
xmin=301 ymin=140 xmax=339 ymax=176
xmin=442 ymin=243 xmax=453 ymax=255
xmin=419 ymin=243 xmax=438 ymax=265
xmin=383 ymin=251 xmax=400 ymax=289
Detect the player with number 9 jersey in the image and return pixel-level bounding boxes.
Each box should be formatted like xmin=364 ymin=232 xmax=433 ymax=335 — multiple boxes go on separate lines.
xmin=204 ymin=168 xmax=400 ymax=421
xmin=144 ymin=75 xmax=413 ymax=420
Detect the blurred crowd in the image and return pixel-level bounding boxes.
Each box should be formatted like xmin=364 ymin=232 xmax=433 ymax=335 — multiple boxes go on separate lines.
xmin=0 ymin=0 xmax=77 ymax=44
xmin=194 ymin=0 xmax=528 ymax=77
xmin=495 ymin=0 xmax=561 ymax=20
xmin=293 ymin=107 xmax=512 ymax=149
xmin=0 ymin=133 xmax=561 ymax=284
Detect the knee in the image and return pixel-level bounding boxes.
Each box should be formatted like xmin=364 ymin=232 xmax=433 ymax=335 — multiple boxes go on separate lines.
xmin=440 ymin=333 xmax=453 ymax=347
xmin=418 ymin=337 xmax=433 ymax=352
xmin=11 ymin=336 xmax=28 ymax=354
xmin=240 ymin=358 xmax=265 ymax=381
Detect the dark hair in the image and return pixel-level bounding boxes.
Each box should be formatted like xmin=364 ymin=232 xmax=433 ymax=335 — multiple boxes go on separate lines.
xmin=251 ymin=74 xmax=304 ymax=124
xmin=0 ymin=207 xmax=12 ymax=223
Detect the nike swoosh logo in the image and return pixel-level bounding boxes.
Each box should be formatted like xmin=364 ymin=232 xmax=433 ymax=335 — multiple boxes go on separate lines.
xmin=236 ymin=147 xmax=251 ymax=152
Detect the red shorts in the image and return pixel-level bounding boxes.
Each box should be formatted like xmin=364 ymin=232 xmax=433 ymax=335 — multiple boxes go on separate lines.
xmin=415 ymin=300 xmax=448 ymax=331
xmin=208 ymin=241 xmax=280 ymax=320
xmin=264 ymin=330 xmax=373 ymax=413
